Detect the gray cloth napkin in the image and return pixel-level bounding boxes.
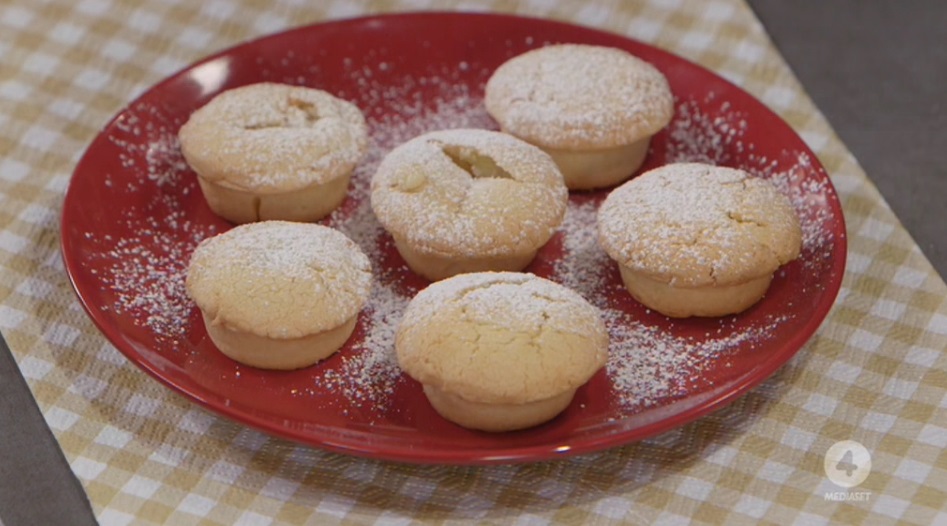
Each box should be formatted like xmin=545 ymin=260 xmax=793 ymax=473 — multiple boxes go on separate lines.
xmin=0 ymin=333 xmax=98 ymax=526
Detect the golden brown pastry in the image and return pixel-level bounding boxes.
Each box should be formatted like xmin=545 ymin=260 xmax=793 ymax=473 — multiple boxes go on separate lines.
xmin=179 ymin=82 xmax=368 ymax=223
xmin=370 ymin=129 xmax=567 ymax=281
xmin=396 ymin=272 xmax=608 ymax=432
xmin=186 ymin=221 xmax=372 ymax=369
xmin=484 ymin=44 xmax=674 ymax=190
xmin=597 ymin=162 xmax=802 ymax=317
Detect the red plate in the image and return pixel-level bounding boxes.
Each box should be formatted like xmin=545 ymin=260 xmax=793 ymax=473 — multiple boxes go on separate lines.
xmin=61 ymin=13 xmax=846 ymax=464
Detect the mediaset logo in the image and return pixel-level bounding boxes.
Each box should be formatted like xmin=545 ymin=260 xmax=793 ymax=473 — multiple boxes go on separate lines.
xmin=823 ymin=440 xmax=872 ymax=502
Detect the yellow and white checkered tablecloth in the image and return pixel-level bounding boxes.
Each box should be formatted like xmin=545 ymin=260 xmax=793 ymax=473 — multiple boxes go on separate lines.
xmin=2 ymin=0 xmax=946 ymax=524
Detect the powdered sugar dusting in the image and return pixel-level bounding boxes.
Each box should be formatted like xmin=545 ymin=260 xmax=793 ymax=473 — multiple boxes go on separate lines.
xmin=103 ymin=228 xmax=207 ymax=343
xmin=549 ymin=197 xmax=792 ymax=410
xmin=402 ymin=271 xmax=601 ymax=335
xmin=95 ymin=110 xmax=218 ymax=345
xmin=604 ymin=310 xmax=791 ymax=409
xmin=760 ymin=152 xmax=836 ymax=251
xmin=597 ymin=163 xmax=801 ymax=287
xmin=664 ymin=94 xmax=835 ymax=260
xmin=666 ymin=97 xmax=748 ymax=165
xmin=371 ymin=128 xmax=567 ymax=258
xmin=187 ymin=222 xmax=373 ymax=337
xmin=485 ymin=44 xmax=674 ymax=148
xmin=86 ymin=63 xmax=838 ymax=421
xmin=552 ymin=198 xmax=611 ymax=297
xmin=178 ymin=83 xmax=368 ymax=190
xmin=309 ymin=78 xmax=497 ymax=409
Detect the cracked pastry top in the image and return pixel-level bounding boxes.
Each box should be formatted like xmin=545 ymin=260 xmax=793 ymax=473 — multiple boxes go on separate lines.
xmin=484 ymin=44 xmax=673 ymax=150
xmin=179 ymin=82 xmax=366 ymax=192
xmin=370 ymin=128 xmax=567 ymax=279
xmin=186 ymin=221 xmax=372 ymax=340
xmin=395 ymin=272 xmax=607 ymax=431
xmin=178 ymin=82 xmax=367 ymax=224
xmin=598 ymin=162 xmax=802 ymax=288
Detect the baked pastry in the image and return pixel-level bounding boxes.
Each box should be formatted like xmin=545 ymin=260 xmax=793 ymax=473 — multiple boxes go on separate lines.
xmin=370 ymin=128 xmax=568 ymax=281
xmin=597 ymin=163 xmax=802 ymax=318
xmin=178 ymin=82 xmax=368 ymax=224
xmin=484 ymin=44 xmax=674 ymax=190
xmin=396 ymin=272 xmax=608 ymax=432
xmin=185 ymin=221 xmax=372 ymax=369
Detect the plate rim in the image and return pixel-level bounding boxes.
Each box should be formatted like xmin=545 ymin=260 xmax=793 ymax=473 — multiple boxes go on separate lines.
xmin=60 ymin=11 xmax=847 ymax=464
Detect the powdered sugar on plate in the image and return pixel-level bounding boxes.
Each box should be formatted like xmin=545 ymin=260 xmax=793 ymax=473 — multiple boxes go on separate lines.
xmin=666 ymin=96 xmax=748 ymax=165
xmin=549 ymin=197 xmax=794 ymax=411
xmin=103 ymin=228 xmax=203 ymax=344
xmin=310 ymin=77 xmax=497 ymax=408
xmin=94 ymin=108 xmax=217 ymax=345
xmin=667 ymin=95 xmax=836 ymax=254
xmin=85 ymin=62 xmax=837 ymax=419
xmin=90 ymin=72 xmax=496 ymax=411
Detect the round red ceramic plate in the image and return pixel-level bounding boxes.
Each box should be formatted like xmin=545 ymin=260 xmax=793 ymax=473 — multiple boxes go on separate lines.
xmin=61 ymin=13 xmax=846 ymax=464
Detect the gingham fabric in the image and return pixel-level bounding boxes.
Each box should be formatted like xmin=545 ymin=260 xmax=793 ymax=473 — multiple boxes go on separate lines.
xmin=2 ymin=0 xmax=946 ymax=524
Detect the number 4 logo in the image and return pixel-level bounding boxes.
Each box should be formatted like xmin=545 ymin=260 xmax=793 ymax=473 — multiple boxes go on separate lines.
xmin=836 ymin=449 xmax=858 ymax=477
xmin=824 ymin=440 xmax=872 ymax=488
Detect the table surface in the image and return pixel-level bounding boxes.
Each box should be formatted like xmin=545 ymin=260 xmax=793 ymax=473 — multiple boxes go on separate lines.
xmin=749 ymin=0 xmax=947 ymax=279
xmin=1 ymin=1 xmax=946 ymax=525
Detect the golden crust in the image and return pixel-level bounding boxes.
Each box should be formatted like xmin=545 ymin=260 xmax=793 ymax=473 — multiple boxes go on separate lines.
xmin=484 ymin=44 xmax=674 ymax=150
xmin=617 ymin=265 xmax=774 ymax=318
xmin=421 ymin=384 xmax=576 ymax=432
xmin=597 ymin=163 xmax=802 ymax=288
xmin=395 ymin=272 xmax=608 ymax=406
xmin=542 ymin=137 xmax=651 ymax=190
xmin=179 ymin=82 xmax=367 ymax=194
xmin=185 ymin=221 xmax=372 ymax=339
xmin=201 ymin=313 xmax=358 ymax=370
xmin=370 ymin=129 xmax=567 ymax=260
